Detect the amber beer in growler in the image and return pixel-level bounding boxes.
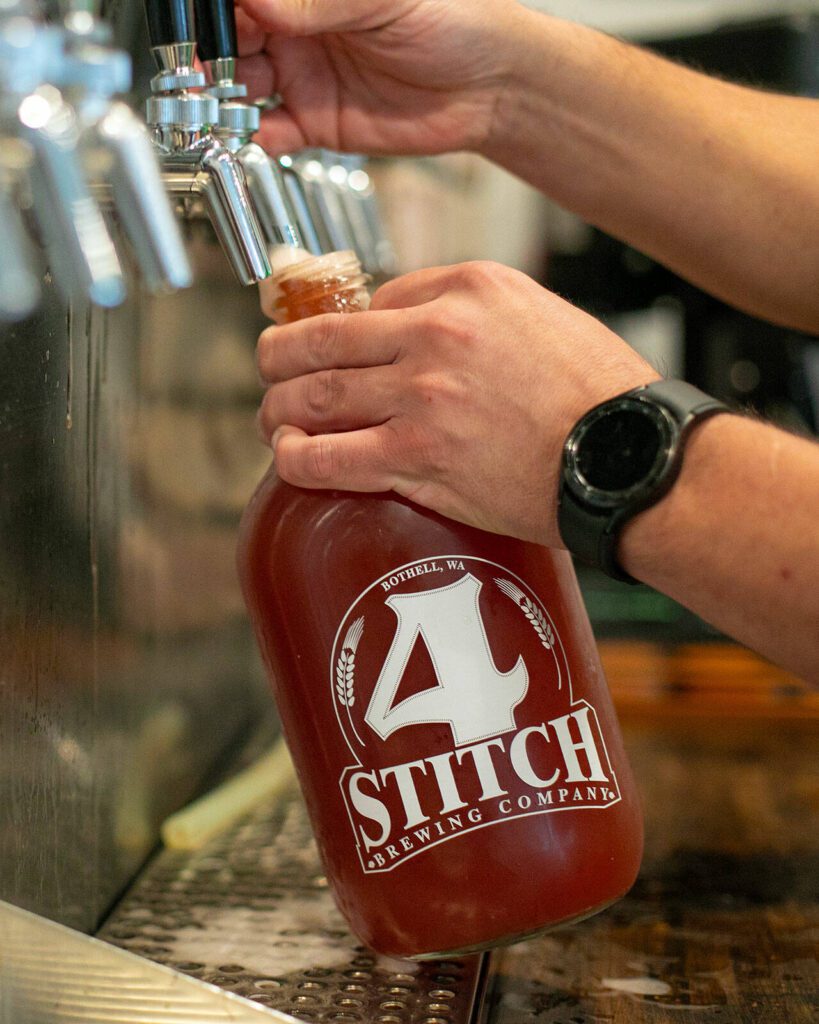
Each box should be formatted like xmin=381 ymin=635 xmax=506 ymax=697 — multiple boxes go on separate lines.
xmin=239 ymin=252 xmax=643 ymax=958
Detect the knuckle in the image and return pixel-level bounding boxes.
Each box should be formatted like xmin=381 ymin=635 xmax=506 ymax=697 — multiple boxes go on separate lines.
xmin=442 ymin=308 xmax=481 ymax=348
xmin=382 ymin=418 xmax=443 ymax=476
xmin=412 ymin=369 xmax=455 ymax=406
xmin=274 ymin=434 xmax=338 ymax=487
xmin=409 ymin=306 xmax=442 ymax=340
xmin=462 ymin=259 xmax=510 ymax=289
xmin=307 ymin=315 xmax=343 ymax=366
xmin=304 ymin=369 xmax=344 ymax=418
xmin=307 ymin=436 xmax=337 ymax=483
xmin=412 ymin=305 xmax=472 ymax=352
xmin=273 ymin=439 xmax=299 ymax=483
xmin=370 ymin=278 xmax=401 ymax=311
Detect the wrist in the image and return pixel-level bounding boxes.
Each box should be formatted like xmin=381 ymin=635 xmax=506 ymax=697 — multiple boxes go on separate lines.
xmin=479 ymin=8 xmax=564 ymax=162
xmin=617 ymin=413 xmax=738 ymax=585
xmin=480 ymin=13 xmax=608 ymax=171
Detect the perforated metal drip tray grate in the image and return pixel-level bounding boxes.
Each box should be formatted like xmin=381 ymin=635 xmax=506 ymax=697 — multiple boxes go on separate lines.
xmin=98 ymin=784 xmax=487 ymax=1024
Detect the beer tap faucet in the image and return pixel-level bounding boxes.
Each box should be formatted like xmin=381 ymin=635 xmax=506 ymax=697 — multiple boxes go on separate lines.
xmin=55 ymin=0 xmax=193 ymax=293
xmin=191 ymin=0 xmax=390 ymax=268
xmin=288 ymin=149 xmax=359 ymax=258
xmin=275 ymin=153 xmax=323 ymax=257
xmin=0 ymin=0 xmax=125 ymax=309
xmin=192 ymin=0 xmax=306 ymax=258
xmin=323 ymin=152 xmax=396 ymax=280
xmin=143 ymin=0 xmax=270 ymax=285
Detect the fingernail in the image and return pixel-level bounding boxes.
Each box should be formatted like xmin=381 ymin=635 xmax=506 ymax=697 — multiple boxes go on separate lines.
xmin=270 ymin=427 xmax=283 ymax=449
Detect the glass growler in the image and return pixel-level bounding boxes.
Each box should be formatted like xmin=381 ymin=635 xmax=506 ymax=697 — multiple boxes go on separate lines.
xmin=239 ymin=251 xmax=643 ymax=959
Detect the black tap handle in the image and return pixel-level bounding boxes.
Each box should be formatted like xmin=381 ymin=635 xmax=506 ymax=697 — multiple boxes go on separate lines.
xmin=193 ymin=0 xmax=237 ymax=61
xmin=145 ymin=0 xmax=194 ymax=47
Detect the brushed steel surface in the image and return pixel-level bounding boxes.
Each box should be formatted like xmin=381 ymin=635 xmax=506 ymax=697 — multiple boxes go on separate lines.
xmin=0 ymin=230 xmax=275 ymax=933
xmin=100 ymin=784 xmax=488 ymax=1024
xmin=0 ymin=899 xmax=295 ymax=1023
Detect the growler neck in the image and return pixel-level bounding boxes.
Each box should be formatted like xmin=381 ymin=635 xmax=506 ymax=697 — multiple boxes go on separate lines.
xmin=260 ymin=249 xmax=371 ymax=324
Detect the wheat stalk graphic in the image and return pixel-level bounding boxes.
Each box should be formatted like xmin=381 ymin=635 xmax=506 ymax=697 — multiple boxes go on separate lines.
xmin=336 ymin=617 xmax=366 ymax=746
xmin=494 ymin=578 xmax=555 ymax=651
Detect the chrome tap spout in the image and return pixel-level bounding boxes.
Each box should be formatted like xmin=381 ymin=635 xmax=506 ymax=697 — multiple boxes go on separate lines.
xmin=191 ymin=0 xmax=317 ymax=262
xmin=0 ymin=13 xmax=125 ymax=308
xmin=290 ymin=151 xmax=358 ymax=257
xmin=325 ymin=153 xmax=396 ymax=280
xmin=195 ymin=138 xmax=272 ymax=285
xmin=18 ymin=84 xmax=125 ymax=308
xmin=234 ymin=142 xmax=303 ymax=251
xmin=94 ymin=102 xmax=193 ymax=293
xmin=209 ymin=97 xmax=305 ymax=254
xmin=277 ymin=156 xmax=323 ymax=256
xmin=151 ymin=131 xmax=271 ymax=286
xmin=59 ymin=23 xmax=194 ymax=295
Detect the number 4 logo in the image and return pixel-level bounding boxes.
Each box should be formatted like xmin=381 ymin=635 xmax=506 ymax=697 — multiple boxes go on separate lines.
xmin=364 ymin=574 xmax=529 ymax=746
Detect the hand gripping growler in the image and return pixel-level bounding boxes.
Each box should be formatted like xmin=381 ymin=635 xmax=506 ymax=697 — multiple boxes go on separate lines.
xmin=238 ymin=249 xmax=643 ymax=959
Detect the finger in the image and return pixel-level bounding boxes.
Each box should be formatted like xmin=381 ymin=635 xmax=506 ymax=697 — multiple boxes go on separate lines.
xmin=272 ymin=424 xmax=401 ymax=493
xmin=257 ymin=310 xmax=404 ymax=383
xmin=235 ymin=8 xmax=266 ymax=55
xmin=253 ymin=109 xmax=309 ymax=157
xmin=237 ymin=0 xmax=404 ymax=36
xmin=258 ymin=366 xmax=398 ymax=438
xmin=242 ymin=35 xmax=345 ymax=153
xmin=369 ymin=265 xmax=474 ymax=312
xmin=235 ymin=53 xmax=276 ymax=100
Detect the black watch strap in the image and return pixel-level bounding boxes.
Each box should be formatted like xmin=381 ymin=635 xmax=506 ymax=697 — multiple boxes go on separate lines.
xmin=559 ymin=489 xmax=632 ymax=582
xmin=558 ymin=380 xmax=729 ymax=584
xmin=635 ymin=379 xmax=728 ymax=427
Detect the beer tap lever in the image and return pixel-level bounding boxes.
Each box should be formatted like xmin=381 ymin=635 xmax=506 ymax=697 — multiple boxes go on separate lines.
xmin=193 ymin=0 xmax=237 ymax=93
xmin=143 ymin=0 xmax=270 ymax=285
xmin=145 ymin=0 xmax=198 ymax=82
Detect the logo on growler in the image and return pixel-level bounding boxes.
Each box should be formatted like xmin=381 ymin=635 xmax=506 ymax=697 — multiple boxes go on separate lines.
xmin=332 ymin=556 xmax=621 ymax=873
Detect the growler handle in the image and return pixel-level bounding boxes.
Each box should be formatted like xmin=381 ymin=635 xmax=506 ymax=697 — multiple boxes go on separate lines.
xmin=193 ymin=0 xmax=237 ymax=62
xmin=145 ymin=0 xmax=193 ymax=47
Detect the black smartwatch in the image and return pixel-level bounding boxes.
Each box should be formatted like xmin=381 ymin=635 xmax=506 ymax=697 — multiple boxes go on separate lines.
xmin=557 ymin=379 xmax=729 ymax=584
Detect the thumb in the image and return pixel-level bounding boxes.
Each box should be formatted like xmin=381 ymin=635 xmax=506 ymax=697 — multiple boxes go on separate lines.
xmin=237 ymin=0 xmax=406 ymax=36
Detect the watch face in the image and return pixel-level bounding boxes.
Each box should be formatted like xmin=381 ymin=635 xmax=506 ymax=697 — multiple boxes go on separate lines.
xmin=565 ymin=398 xmax=676 ymax=508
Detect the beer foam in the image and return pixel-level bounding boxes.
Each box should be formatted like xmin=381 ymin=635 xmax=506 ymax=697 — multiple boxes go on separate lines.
xmin=602 ymin=977 xmax=672 ymax=997
xmin=260 ymin=246 xmax=313 ymax=319
xmin=269 ymin=244 xmax=313 ymax=274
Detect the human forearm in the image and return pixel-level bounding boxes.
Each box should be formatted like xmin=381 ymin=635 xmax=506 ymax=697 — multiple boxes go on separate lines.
xmin=485 ymin=10 xmax=819 ymax=333
xmin=619 ymin=415 xmax=819 ymax=681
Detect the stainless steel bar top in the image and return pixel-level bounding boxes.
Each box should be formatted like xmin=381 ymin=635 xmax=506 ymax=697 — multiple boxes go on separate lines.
xmin=98 ymin=780 xmax=488 ymax=1024
xmin=0 ymin=899 xmax=295 ymax=1023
